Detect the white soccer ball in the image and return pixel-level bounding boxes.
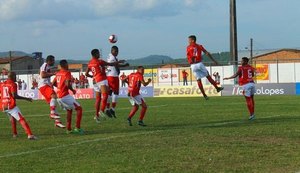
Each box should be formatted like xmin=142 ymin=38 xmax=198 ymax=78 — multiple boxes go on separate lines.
xmin=109 ymin=34 xmax=118 ymax=44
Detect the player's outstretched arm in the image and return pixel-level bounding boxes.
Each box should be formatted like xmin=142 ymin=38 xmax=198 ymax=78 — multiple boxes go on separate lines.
xmin=66 ymin=80 xmax=76 ymax=94
xmin=141 ymin=78 xmax=152 ymax=86
xmin=204 ymin=50 xmax=219 ymax=65
xmin=12 ymin=92 xmax=32 ymax=102
xmin=85 ymin=68 xmax=93 ymax=78
xmin=123 ymin=76 xmax=129 ymax=84
xmin=41 ymin=70 xmax=55 ymax=78
xmin=223 ymin=70 xmax=240 ymax=80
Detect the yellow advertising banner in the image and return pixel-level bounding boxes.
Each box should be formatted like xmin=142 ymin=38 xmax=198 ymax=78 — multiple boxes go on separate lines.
xmin=154 ymin=85 xmax=221 ymax=97
xmin=144 ymin=68 xmax=158 ymax=84
xmin=178 ymin=68 xmax=197 ymax=82
xmin=254 ymin=64 xmax=269 ymax=80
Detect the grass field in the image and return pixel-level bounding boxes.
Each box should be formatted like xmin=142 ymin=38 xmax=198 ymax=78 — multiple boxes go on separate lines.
xmin=0 ymin=95 xmax=300 ymax=173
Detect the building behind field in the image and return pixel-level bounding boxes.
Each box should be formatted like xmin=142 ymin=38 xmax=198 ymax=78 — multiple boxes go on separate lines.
xmin=252 ymin=49 xmax=300 ymax=64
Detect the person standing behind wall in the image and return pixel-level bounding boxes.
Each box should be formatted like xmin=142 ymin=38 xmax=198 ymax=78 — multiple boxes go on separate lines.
xmin=182 ymin=70 xmax=189 ymax=86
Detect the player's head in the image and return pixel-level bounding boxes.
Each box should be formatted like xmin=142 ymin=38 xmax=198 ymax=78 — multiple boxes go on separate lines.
xmin=137 ymin=66 xmax=145 ymax=74
xmin=46 ymin=55 xmax=55 ymax=66
xmin=60 ymin=59 xmax=69 ymax=70
xmin=188 ymin=35 xmax=197 ymax=44
xmin=8 ymin=72 xmax=17 ymax=82
xmin=91 ymin=49 xmax=100 ymax=59
xmin=241 ymin=57 xmax=249 ymax=65
xmin=111 ymin=46 xmax=119 ymax=57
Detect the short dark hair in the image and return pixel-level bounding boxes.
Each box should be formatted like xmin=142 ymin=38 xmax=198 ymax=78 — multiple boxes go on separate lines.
xmin=242 ymin=57 xmax=249 ymax=62
xmin=91 ymin=49 xmax=99 ymax=56
xmin=188 ymin=35 xmax=197 ymax=42
xmin=46 ymin=55 xmax=55 ymax=62
xmin=137 ymin=66 xmax=144 ymax=70
xmin=60 ymin=59 xmax=68 ymax=67
xmin=111 ymin=46 xmax=119 ymax=52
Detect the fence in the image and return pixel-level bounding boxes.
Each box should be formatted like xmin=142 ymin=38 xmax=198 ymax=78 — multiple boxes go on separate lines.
xmin=3 ymin=59 xmax=300 ymax=90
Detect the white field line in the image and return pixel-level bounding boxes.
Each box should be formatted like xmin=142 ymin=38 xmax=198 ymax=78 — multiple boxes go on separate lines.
xmin=0 ymin=104 xmax=168 ymax=119
xmin=0 ymin=130 xmax=162 ymax=158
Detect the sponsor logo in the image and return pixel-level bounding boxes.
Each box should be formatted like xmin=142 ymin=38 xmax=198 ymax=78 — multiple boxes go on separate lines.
xmin=119 ymin=87 xmax=154 ymax=98
xmin=71 ymin=89 xmax=93 ymax=99
xmin=232 ymin=86 xmax=284 ymax=96
xmin=154 ymin=86 xmax=220 ymax=97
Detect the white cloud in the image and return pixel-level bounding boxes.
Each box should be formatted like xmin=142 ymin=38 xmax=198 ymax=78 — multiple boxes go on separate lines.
xmin=0 ymin=0 xmax=204 ymax=22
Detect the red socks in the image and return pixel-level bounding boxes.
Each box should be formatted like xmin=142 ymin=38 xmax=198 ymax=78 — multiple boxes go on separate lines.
xmin=129 ymin=105 xmax=139 ymax=119
xmin=245 ymin=96 xmax=255 ymax=115
xmin=95 ymin=94 xmax=101 ymax=116
xmin=66 ymin=110 xmax=72 ymax=130
xmin=11 ymin=117 xmax=17 ymax=135
xmin=206 ymin=75 xmax=218 ymax=88
xmin=75 ymin=106 xmax=83 ymax=129
xmin=112 ymin=102 xmax=117 ymax=109
xmin=139 ymin=106 xmax=147 ymax=121
xmin=197 ymin=80 xmax=207 ymax=97
xmin=19 ymin=114 xmax=33 ymax=136
xmin=101 ymin=93 xmax=108 ymax=112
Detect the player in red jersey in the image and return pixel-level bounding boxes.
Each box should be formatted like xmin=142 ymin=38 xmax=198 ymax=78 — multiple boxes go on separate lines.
xmin=52 ymin=60 xmax=83 ymax=134
xmin=125 ymin=66 xmax=151 ymax=126
xmin=85 ymin=49 xmax=125 ymax=123
xmin=0 ymin=72 xmax=37 ymax=140
xmin=186 ymin=35 xmax=223 ymax=100
xmin=38 ymin=55 xmax=65 ymax=128
xmin=106 ymin=46 xmax=129 ymax=118
xmin=224 ymin=57 xmax=256 ymax=120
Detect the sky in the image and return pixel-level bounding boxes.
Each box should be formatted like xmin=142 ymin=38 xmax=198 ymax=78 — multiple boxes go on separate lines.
xmin=0 ymin=0 xmax=299 ymax=60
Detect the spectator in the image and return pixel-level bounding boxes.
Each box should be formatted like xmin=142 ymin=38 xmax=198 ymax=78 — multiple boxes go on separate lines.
xmin=120 ymin=72 xmax=127 ymax=87
xmin=213 ymin=72 xmax=221 ymax=85
xmin=79 ymin=73 xmax=85 ymax=88
xmin=17 ymin=79 xmax=22 ymax=90
xmin=32 ymin=79 xmax=38 ymax=89
xmin=84 ymin=77 xmax=89 ymax=88
xmin=21 ymin=80 xmax=27 ymax=90
xmin=182 ymin=70 xmax=189 ymax=86
xmin=75 ymin=78 xmax=80 ymax=89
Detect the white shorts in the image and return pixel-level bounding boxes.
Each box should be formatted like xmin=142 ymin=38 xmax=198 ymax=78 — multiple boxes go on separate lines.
xmin=4 ymin=106 xmax=22 ymax=121
xmin=242 ymin=82 xmax=256 ymax=97
xmin=128 ymin=95 xmax=146 ymax=106
xmin=93 ymin=80 xmax=108 ymax=92
xmin=57 ymin=94 xmax=81 ymax=110
xmin=191 ymin=62 xmax=209 ymax=80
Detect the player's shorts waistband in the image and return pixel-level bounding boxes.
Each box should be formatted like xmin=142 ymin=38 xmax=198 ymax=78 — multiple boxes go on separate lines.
xmin=190 ymin=61 xmax=202 ymax=65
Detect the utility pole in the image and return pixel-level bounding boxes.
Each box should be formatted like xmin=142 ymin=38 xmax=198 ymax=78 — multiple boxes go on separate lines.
xmin=250 ymin=38 xmax=253 ymax=59
xmin=230 ymin=0 xmax=238 ymax=66
xmin=9 ymin=51 xmax=12 ymax=71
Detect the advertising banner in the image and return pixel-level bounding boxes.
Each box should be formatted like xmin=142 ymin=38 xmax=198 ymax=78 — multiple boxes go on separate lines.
xmin=222 ymin=83 xmax=295 ymax=96
xmin=119 ymin=87 xmax=154 ymax=98
xmin=254 ymin=64 xmax=269 ymax=80
xmin=154 ymin=85 xmax=221 ymax=97
xmin=178 ymin=68 xmax=196 ymax=82
xmin=158 ymin=68 xmax=179 ymax=84
xmin=18 ymin=89 xmax=39 ymax=100
xmin=38 ymin=88 xmax=94 ymax=100
xmin=296 ymin=83 xmax=300 ymax=95
xmin=144 ymin=68 xmax=158 ymax=84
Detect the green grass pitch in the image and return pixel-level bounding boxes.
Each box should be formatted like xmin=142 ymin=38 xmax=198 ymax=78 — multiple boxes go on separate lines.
xmin=0 ymin=96 xmax=299 ymax=173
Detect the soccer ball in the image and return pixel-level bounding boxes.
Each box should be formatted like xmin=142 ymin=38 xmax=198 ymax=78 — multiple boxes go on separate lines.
xmin=109 ymin=34 xmax=118 ymax=43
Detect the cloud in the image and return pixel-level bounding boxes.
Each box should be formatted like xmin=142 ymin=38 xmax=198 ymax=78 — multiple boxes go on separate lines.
xmin=0 ymin=0 xmax=204 ymax=22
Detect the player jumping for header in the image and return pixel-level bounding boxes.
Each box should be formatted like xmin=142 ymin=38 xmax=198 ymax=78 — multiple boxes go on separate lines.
xmin=224 ymin=57 xmax=256 ymax=120
xmin=186 ymin=35 xmax=223 ymax=100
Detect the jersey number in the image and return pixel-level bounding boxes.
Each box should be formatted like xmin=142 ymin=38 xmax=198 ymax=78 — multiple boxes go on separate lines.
xmin=2 ymin=87 xmax=10 ymax=98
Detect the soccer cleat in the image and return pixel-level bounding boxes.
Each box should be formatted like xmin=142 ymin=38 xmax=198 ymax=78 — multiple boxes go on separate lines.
xmin=94 ymin=115 xmax=101 ymax=123
xmin=99 ymin=111 xmax=107 ymax=119
xmin=204 ymin=95 xmax=209 ymax=100
xmin=28 ymin=135 xmax=38 ymax=140
xmin=127 ymin=118 xmax=133 ymax=126
xmin=73 ymin=128 xmax=84 ymax=135
xmin=50 ymin=113 xmax=61 ymax=119
xmin=55 ymin=121 xmax=66 ymax=128
xmin=216 ymin=87 xmax=224 ymax=93
xmin=105 ymin=109 xmax=113 ymax=118
xmin=12 ymin=134 xmax=18 ymax=138
xmin=66 ymin=130 xmax=73 ymax=134
xmin=138 ymin=120 xmax=147 ymax=127
xmin=110 ymin=109 xmax=116 ymax=118
xmin=248 ymin=114 xmax=255 ymax=120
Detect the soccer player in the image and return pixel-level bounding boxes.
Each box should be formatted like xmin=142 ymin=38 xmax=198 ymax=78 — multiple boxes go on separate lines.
xmin=0 ymin=72 xmax=37 ymax=140
xmin=38 ymin=55 xmax=65 ymax=128
xmin=85 ymin=49 xmax=125 ymax=122
xmin=224 ymin=57 xmax=256 ymax=120
xmin=52 ymin=60 xmax=83 ymax=134
xmin=186 ymin=35 xmax=224 ymax=100
xmin=106 ymin=46 xmax=129 ymax=118
xmin=125 ymin=66 xmax=151 ymax=126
